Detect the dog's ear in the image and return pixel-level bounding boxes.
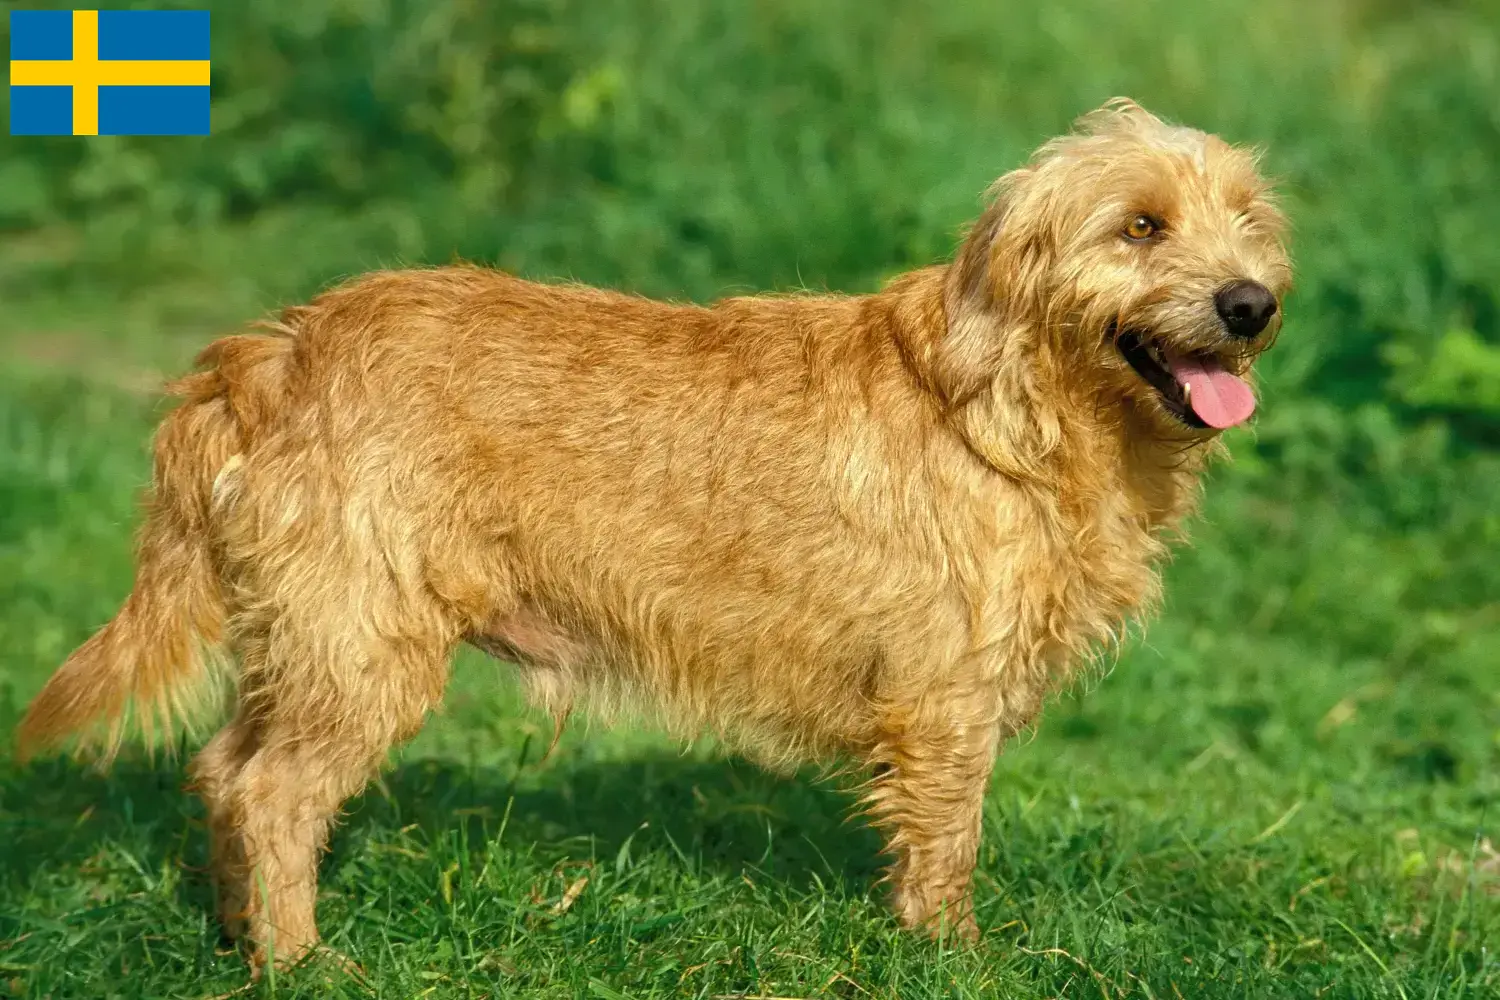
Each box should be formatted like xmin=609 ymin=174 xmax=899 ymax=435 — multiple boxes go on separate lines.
xmin=933 ymin=167 xmax=1053 ymax=407
xmin=934 ymin=208 xmax=1006 ymax=407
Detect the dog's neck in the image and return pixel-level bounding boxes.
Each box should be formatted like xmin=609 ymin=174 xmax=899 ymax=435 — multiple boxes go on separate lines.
xmin=882 ymin=266 xmax=1216 ymax=536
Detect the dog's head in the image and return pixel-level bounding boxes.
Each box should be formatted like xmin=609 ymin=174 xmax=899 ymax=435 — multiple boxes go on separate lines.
xmin=944 ymin=98 xmax=1293 ymax=435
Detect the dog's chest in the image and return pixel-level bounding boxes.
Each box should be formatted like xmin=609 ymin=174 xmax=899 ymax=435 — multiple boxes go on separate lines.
xmin=965 ymin=480 xmax=1167 ymax=681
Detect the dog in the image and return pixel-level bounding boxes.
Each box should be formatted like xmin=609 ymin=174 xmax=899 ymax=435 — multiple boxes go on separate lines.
xmin=18 ymin=98 xmax=1291 ymax=972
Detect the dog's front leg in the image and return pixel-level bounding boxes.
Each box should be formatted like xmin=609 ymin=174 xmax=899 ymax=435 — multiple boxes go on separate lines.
xmin=865 ymin=686 xmax=1008 ymax=941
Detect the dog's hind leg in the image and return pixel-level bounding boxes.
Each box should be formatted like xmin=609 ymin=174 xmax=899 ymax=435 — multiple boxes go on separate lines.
xmin=188 ymin=709 xmax=260 ymax=942
xmin=209 ymin=584 xmax=456 ymax=974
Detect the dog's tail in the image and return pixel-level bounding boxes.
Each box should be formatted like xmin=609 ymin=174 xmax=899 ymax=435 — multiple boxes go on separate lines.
xmin=17 ymin=327 xmax=299 ymax=764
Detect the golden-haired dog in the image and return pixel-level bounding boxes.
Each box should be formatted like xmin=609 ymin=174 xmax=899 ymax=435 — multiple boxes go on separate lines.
xmin=19 ymin=98 xmax=1291 ymax=972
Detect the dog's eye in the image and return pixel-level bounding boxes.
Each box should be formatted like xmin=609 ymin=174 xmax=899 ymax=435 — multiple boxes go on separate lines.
xmin=1123 ymin=215 xmax=1160 ymax=241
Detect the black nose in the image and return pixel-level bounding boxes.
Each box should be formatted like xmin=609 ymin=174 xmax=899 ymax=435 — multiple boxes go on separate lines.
xmin=1214 ymin=280 xmax=1278 ymax=338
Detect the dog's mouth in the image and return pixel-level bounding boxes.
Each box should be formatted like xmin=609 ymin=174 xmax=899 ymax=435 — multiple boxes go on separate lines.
xmin=1113 ymin=328 xmax=1257 ymax=430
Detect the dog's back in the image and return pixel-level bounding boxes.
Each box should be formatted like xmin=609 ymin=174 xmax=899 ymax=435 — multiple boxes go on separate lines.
xmin=241 ymin=268 xmax=967 ymax=755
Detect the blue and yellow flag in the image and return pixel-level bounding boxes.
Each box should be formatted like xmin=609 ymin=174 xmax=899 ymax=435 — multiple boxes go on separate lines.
xmin=9 ymin=9 xmax=210 ymax=136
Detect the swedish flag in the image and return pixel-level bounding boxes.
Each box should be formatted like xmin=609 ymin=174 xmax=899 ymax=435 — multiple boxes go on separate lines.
xmin=9 ymin=9 xmax=210 ymax=136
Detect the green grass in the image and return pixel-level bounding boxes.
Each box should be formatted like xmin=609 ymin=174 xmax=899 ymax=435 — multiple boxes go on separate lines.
xmin=2 ymin=0 xmax=1499 ymax=995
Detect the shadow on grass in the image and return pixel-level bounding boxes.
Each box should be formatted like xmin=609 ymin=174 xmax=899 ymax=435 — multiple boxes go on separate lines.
xmin=0 ymin=745 xmax=886 ymax=922
xmin=344 ymin=751 xmax=886 ymax=887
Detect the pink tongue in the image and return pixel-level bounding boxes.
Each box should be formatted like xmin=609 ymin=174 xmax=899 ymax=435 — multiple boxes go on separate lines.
xmin=1166 ymin=354 xmax=1256 ymax=429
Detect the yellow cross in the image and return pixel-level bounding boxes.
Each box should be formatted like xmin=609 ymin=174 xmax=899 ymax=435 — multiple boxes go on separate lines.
xmin=8 ymin=10 xmax=210 ymax=136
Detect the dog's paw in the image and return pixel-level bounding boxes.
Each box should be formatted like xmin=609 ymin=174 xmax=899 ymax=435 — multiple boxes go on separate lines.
xmin=927 ymin=909 xmax=980 ymax=945
xmin=309 ymin=944 xmax=368 ymax=984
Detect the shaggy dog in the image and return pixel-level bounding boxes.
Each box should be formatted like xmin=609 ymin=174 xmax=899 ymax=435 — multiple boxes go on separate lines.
xmin=19 ymin=98 xmax=1291 ymax=971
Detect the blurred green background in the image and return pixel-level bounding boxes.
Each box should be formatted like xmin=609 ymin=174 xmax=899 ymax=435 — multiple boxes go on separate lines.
xmin=1 ymin=0 xmax=1498 ymax=996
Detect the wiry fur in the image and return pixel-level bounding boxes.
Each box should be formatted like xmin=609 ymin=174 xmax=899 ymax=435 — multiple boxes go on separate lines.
xmin=18 ymin=99 xmax=1291 ymax=972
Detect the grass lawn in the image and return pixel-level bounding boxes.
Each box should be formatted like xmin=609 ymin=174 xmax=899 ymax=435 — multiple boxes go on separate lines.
xmin=0 ymin=295 xmax=1496 ymax=1000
